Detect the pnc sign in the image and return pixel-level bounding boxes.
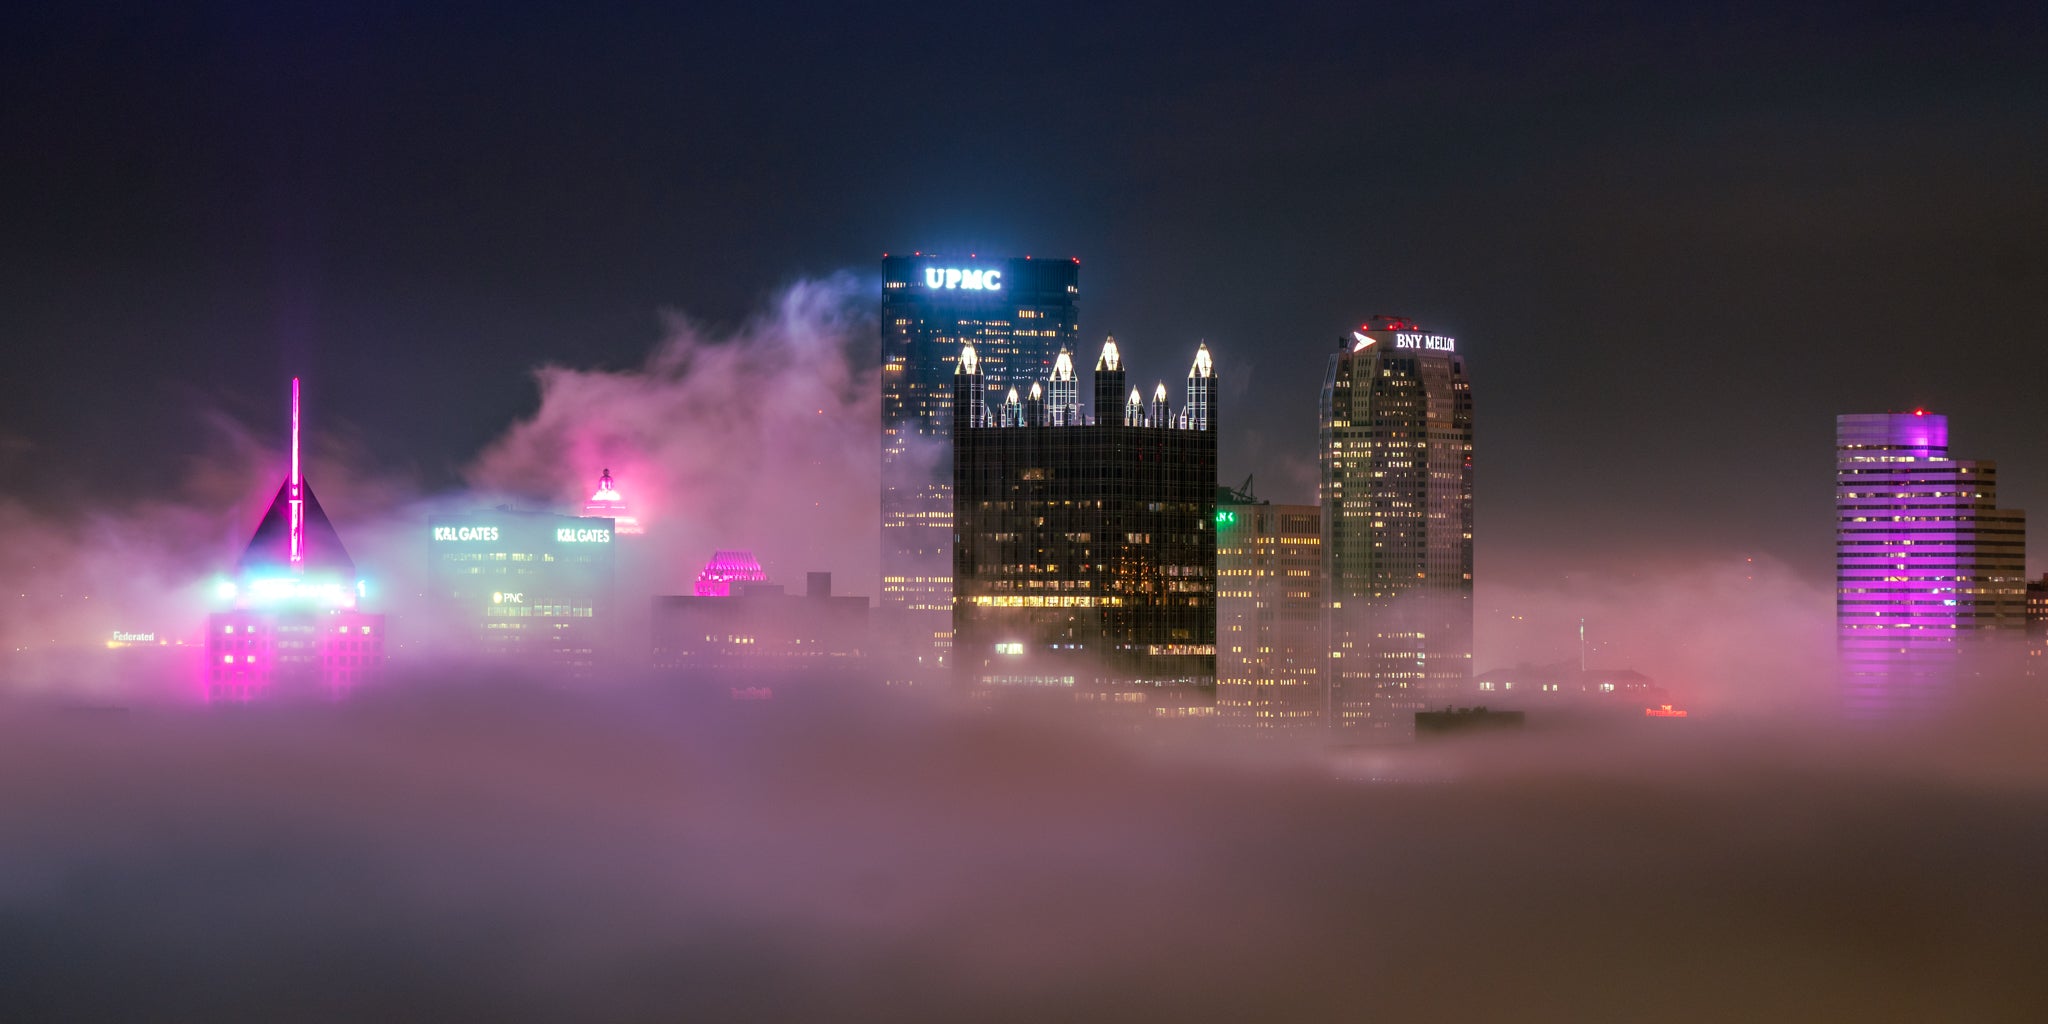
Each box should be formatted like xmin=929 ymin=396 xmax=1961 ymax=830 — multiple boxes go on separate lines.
xmin=433 ymin=525 xmax=501 ymax=542
xmin=556 ymin=527 xmax=612 ymax=544
xmin=924 ymin=267 xmax=1002 ymax=291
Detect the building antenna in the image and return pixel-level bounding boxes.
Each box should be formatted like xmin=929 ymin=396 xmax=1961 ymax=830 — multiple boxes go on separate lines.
xmin=289 ymin=377 xmax=304 ymax=570
xmin=1578 ymin=617 xmax=1586 ymax=673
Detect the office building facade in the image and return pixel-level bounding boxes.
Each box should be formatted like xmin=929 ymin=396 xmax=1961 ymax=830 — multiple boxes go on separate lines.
xmin=880 ymin=254 xmax=1080 ymax=677
xmin=1836 ymin=412 xmax=2027 ymax=714
xmin=1215 ymin=486 xmax=1325 ymax=730
xmin=427 ymin=510 xmax=617 ymax=677
xmin=952 ymin=338 xmax=1216 ymax=707
xmin=1319 ymin=317 xmax=1474 ymax=739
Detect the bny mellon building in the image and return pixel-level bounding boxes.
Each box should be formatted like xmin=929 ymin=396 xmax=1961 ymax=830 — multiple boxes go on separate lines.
xmin=1320 ymin=317 xmax=1474 ymax=738
xmin=880 ymin=254 xmax=1079 ymax=677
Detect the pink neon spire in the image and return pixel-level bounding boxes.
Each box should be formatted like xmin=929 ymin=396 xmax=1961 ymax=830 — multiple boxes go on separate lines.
xmin=289 ymin=377 xmax=304 ymax=569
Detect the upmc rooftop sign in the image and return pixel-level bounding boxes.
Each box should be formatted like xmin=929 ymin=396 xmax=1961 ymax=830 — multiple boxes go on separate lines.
xmin=923 ymin=267 xmax=1002 ymax=290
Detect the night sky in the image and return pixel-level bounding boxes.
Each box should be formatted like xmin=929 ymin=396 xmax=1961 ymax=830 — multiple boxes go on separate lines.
xmin=5 ymin=2 xmax=2045 ymax=583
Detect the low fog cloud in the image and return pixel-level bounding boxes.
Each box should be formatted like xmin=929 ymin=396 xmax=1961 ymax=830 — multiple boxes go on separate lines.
xmin=1478 ymin=555 xmax=1837 ymax=716
xmin=2 ymin=681 xmax=2046 ymax=1021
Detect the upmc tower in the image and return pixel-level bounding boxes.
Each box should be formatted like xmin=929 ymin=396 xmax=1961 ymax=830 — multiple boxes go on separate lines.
xmin=880 ymin=254 xmax=1080 ymax=676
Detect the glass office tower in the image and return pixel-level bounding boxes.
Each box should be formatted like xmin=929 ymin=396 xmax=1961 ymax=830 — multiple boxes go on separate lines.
xmin=880 ymin=254 xmax=1079 ymax=678
xmin=952 ymin=338 xmax=1216 ymax=709
xmin=1319 ymin=317 xmax=1474 ymax=739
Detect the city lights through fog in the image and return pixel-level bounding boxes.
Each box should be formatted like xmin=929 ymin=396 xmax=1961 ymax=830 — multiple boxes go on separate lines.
xmin=4 ymin=3 xmax=2047 ymax=1020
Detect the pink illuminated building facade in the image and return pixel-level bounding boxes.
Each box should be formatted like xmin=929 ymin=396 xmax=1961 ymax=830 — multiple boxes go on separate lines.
xmin=205 ymin=379 xmax=383 ymax=700
xmin=1836 ymin=411 xmax=2027 ymax=716
xmin=695 ymin=550 xmax=768 ymax=597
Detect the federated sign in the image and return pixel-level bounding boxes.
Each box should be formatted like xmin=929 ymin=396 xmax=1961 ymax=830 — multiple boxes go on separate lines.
xmin=924 ymin=267 xmax=1001 ymax=291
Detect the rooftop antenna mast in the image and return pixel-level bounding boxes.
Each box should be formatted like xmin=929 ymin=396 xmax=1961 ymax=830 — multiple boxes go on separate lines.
xmin=1578 ymin=617 xmax=1586 ymax=673
xmin=289 ymin=377 xmax=304 ymax=570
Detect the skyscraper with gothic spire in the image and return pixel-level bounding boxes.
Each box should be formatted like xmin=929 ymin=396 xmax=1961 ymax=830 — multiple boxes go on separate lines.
xmin=952 ymin=337 xmax=1217 ymax=709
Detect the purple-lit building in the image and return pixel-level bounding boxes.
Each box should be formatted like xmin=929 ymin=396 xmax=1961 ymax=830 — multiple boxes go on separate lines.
xmin=1836 ymin=412 xmax=2027 ymax=716
xmin=205 ymin=379 xmax=383 ymax=701
xmin=694 ymin=550 xmax=768 ymax=597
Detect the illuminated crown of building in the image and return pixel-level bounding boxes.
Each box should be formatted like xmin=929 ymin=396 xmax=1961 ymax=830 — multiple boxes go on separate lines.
xmin=583 ymin=467 xmax=643 ymax=535
xmin=1096 ymin=336 xmax=1121 ymax=372
xmin=957 ymin=343 xmax=979 ymax=376
xmin=216 ymin=377 xmax=364 ymax=611
xmin=1052 ymin=348 xmax=1076 ymax=381
xmin=695 ymin=550 xmax=768 ymax=597
xmin=1190 ymin=342 xmax=1213 ymax=378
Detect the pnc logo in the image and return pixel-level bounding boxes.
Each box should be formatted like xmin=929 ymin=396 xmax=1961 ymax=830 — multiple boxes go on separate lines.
xmin=924 ymin=267 xmax=1002 ymax=291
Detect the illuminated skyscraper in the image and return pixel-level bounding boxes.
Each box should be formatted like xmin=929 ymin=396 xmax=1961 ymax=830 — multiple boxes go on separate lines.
xmin=1835 ymin=412 xmax=2027 ymax=715
xmin=1319 ymin=317 xmax=1474 ymax=739
xmin=1215 ymin=483 xmax=1324 ymax=730
xmin=206 ymin=378 xmax=383 ymax=701
xmin=426 ymin=510 xmax=617 ymax=677
xmin=952 ymin=338 xmax=1216 ymax=709
xmin=880 ymin=254 xmax=1080 ymax=678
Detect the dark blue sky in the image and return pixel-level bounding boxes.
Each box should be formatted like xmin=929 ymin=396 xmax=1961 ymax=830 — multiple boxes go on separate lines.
xmin=4 ymin=1 xmax=2044 ymax=581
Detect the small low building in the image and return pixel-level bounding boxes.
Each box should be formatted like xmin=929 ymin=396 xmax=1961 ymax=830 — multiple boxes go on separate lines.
xmin=652 ymin=572 xmax=869 ymax=687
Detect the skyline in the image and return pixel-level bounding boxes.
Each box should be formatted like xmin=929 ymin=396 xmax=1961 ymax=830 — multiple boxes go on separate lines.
xmin=6 ymin=8 xmax=2048 ymax=1017
xmin=5 ymin=4 xmax=2046 ymax=589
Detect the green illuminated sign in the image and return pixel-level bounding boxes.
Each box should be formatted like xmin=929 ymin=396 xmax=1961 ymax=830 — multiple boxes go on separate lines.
xmin=1215 ymin=510 xmax=1236 ymax=527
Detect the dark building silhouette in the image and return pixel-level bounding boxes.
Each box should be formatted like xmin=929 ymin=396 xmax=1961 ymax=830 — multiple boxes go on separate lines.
xmin=1415 ymin=706 xmax=1525 ymax=739
xmin=651 ymin=572 xmax=869 ymax=689
xmin=952 ymin=337 xmax=1217 ymax=711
